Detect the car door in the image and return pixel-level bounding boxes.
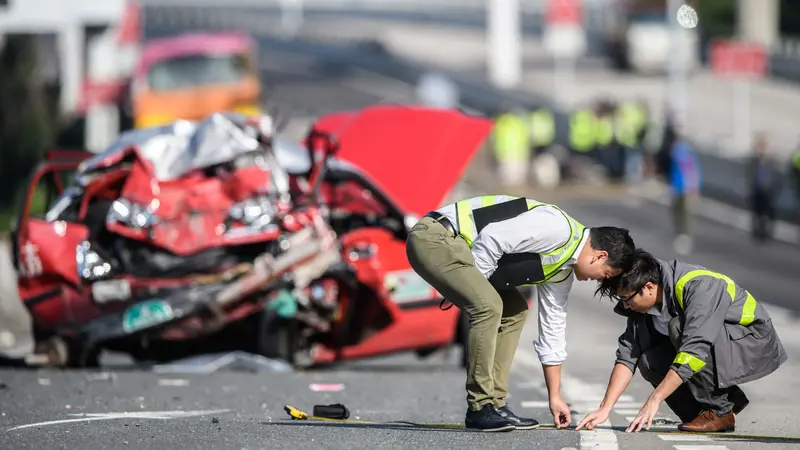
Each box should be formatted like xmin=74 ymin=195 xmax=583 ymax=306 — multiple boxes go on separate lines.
xmin=14 ymin=151 xmax=92 ymax=295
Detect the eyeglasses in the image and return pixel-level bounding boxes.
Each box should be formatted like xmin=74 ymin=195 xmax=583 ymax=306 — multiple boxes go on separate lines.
xmin=614 ymin=289 xmax=641 ymax=305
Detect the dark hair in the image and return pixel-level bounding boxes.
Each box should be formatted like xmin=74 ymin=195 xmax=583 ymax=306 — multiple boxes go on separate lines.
xmin=588 ymin=226 xmax=636 ymax=269
xmin=595 ymin=248 xmax=661 ymax=301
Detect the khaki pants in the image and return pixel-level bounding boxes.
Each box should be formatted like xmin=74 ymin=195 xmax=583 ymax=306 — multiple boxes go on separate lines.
xmin=405 ymin=216 xmax=529 ymax=411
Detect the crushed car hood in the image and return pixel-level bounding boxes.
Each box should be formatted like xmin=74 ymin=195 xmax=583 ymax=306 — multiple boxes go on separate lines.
xmin=311 ymin=106 xmax=494 ymax=216
xmin=78 ymin=113 xmax=262 ymax=181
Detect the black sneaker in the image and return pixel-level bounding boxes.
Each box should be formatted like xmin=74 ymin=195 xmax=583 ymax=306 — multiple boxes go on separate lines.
xmin=465 ymin=404 xmax=515 ymax=432
xmin=495 ymin=405 xmax=540 ymax=430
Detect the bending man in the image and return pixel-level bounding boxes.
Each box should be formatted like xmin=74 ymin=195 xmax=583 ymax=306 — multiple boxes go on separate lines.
xmin=579 ymin=250 xmax=787 ymax=433
xmin=405 ymin=195 xmax=635 ymax=432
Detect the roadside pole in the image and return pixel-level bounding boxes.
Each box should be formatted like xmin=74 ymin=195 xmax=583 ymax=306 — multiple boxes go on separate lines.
xmin=666 ymin=0 xmax=687 ymax=128
xmin=709 ymin=40 xmax=767 ymax=156
xmin=543 ymin=0 xmax=585 ymax=109
xmin=487 ymin=0 xmax=521 ymax=89
xmin=280 ymin=0 xmax=304 ymax=38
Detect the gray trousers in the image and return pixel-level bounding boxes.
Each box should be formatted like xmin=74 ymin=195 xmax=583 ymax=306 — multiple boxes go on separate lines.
xmin=638 ymin=316 xmax=744 ymax=421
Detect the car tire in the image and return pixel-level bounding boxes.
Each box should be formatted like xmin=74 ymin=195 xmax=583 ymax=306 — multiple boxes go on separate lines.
xmin=253 ymin=308 xmax=315 ymax=369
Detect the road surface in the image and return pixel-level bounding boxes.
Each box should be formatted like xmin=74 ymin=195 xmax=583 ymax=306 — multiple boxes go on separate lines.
xmin=2 ymin=22 xmax=800 ymax=450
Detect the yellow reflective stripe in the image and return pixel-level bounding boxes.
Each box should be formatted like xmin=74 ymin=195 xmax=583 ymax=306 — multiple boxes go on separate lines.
xmin=673 ymin=352 xmax=706 ymax=372
xmin=481 ymin=196 xmax=496 ymax=207
xmin=675 ymin=270 xmax=735 ymax=309
xmin=741 ymin=292 xmax=757 ymax=326
xmin=675 ymin=269 xmax=757 ymax=326
xmin=456 ymin=199 xmax=473 ymax=247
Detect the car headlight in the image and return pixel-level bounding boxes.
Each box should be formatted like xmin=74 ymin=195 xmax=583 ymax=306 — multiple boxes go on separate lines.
xmin=76 ymin=240 xmax=112 ymax=281
xmin=228 ymin=196 xmax=276 ymax=230
xmin=107 ymin=198 xmax=157 ymax=229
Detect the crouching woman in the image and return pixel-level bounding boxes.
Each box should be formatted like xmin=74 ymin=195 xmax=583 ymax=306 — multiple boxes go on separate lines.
xmin=577 ymin=249 xmax=787 ymax=433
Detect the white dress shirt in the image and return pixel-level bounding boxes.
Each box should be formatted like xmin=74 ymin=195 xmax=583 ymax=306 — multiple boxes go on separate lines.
xmin=437 ymin=202 xmax=588 ymax=365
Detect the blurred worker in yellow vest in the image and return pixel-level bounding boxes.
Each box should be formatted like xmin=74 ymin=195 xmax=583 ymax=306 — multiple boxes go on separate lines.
xmin=529 ymin=107 xmax=556 ymax=154
xmin=492 ymin=106 xmax=531 ymax=186
xmin=568 ymin=107 xmax=596 ymax=156
xmin=594 ymin=100 xmax=620 ymax=180
xmin=615 ymin=100 xmax=649 ymax=182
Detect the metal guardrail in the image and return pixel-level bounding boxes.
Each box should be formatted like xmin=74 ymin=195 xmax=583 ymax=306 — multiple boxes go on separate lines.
xmin=141 ymin=4 xmax=799 ymax=222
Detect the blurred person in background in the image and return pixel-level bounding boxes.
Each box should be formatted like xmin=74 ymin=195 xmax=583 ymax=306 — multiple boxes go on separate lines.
xmin=669 ymin=128 xmax=701 ymax=255
xmin=492 ymin=104 xmax=530 ymax=187
xmin=791 ymin=145 xmax=800 ymax=226
xmin=748 ymin=135 xmax=781 ymax=242
xmin=615 ymin=99 xmax=649 ymax=182
xmin=594 ymin=100 xmax=619 ymax=180
xmin=528 ymin=105 xmax=556 ymax=161
xmin=567 ymin=103 xmax=598 ymax=177
xmin=655 ymin=107 xmax=678 ymax=180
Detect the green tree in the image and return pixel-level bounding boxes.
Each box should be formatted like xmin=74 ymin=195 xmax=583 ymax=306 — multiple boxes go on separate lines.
xmin=0 ymin=35 xmax=61 ymax=218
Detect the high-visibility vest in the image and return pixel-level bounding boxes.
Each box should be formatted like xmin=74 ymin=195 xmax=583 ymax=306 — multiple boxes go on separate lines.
xmin=615 ymin=103 xmax=645 ymax=148
xmin=569 ymin=110 xmax=596 ymax=152
xmin=595 ymin=116 xmax=615 ymax=146
xmin=452 ymin=195 xmax=586 ymax=285
xmin=793 ymin=151 xmax=800 ymax=170
xmin=492 ymin=113 xmax=530 ymax=161
xmin=530 ymin=108 xmax=555 ymax=147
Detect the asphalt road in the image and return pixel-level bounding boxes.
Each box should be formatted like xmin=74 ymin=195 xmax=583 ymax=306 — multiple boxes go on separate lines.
xmin=3 ymin=22 xmax=800 ymax=450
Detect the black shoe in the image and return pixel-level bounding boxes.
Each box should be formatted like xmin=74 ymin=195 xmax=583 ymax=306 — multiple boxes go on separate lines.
xmin=465 ymin=404 xmax=515 ymax=432
xmin=495 ymin=405 xmax=540 ymax=430
xmin=730 ymin=387 xmax=750 ymax=415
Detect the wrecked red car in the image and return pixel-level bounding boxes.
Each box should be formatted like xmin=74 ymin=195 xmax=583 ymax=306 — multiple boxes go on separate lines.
xmin=9 ymin=105 xmax=494 ymax=369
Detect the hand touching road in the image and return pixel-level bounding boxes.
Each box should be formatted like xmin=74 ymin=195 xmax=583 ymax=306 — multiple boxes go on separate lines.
xmin=550 ymin=396 xmax=572 ymax=429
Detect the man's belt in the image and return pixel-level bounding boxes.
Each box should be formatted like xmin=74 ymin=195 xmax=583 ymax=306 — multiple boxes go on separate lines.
xmin=424 ymin=211 xmax=458 ymax=237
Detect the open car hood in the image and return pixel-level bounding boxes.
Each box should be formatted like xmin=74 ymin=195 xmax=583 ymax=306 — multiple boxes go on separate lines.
xmin=310 ymin=105 xmax=493 ymax=216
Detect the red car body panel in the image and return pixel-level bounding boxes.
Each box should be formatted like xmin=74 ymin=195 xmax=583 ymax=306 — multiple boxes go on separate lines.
xmin=14 ymin=106 xmax=494 ymax=366
xmin=313 ymin=105 xmax=493 ymax=216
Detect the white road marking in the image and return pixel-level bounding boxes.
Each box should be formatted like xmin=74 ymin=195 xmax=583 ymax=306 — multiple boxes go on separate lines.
xmin=657 ymin=434 xmax=713 ymax=441
xmin=521 ymin=401 xmax=550 ymax=408
xmin=6 ymin=409 xmax=230 ymax=431
xmin=672 ymin=446 xmax=729 ymax=450
xmin=158 ymin=379 xmax=190 ymax=386
xmin=513 ymin=349 xmax=619 ymax=450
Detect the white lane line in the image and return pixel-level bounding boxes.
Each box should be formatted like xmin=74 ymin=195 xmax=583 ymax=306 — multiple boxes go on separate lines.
xmin=521 ymin=401 xmax=549 ymax=408
xmin=513 ymin=349 xmax=619 ymax=450
xmin=672 ymin=446 xmax=729 ymax=450
xmin=7 ymin=409 xmax=231 ymax=431
xmin=657 ymin=435 xmax=713 ymax=441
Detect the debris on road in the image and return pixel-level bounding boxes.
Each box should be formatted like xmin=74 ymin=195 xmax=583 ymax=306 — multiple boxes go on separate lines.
xmin=37 ymin=378 xmax=51 ymax=386
xmin=212 ymin=417 xmax=219 ymax=424
xmin=85 ymin=372 xmax=117 ymax=382
xmin=309 ymin=383 xmax=344 ymax=392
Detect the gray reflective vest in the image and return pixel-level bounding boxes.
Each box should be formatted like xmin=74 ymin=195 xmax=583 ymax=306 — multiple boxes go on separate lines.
xmin=453 ymin=195 xmax=585 ymax=286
